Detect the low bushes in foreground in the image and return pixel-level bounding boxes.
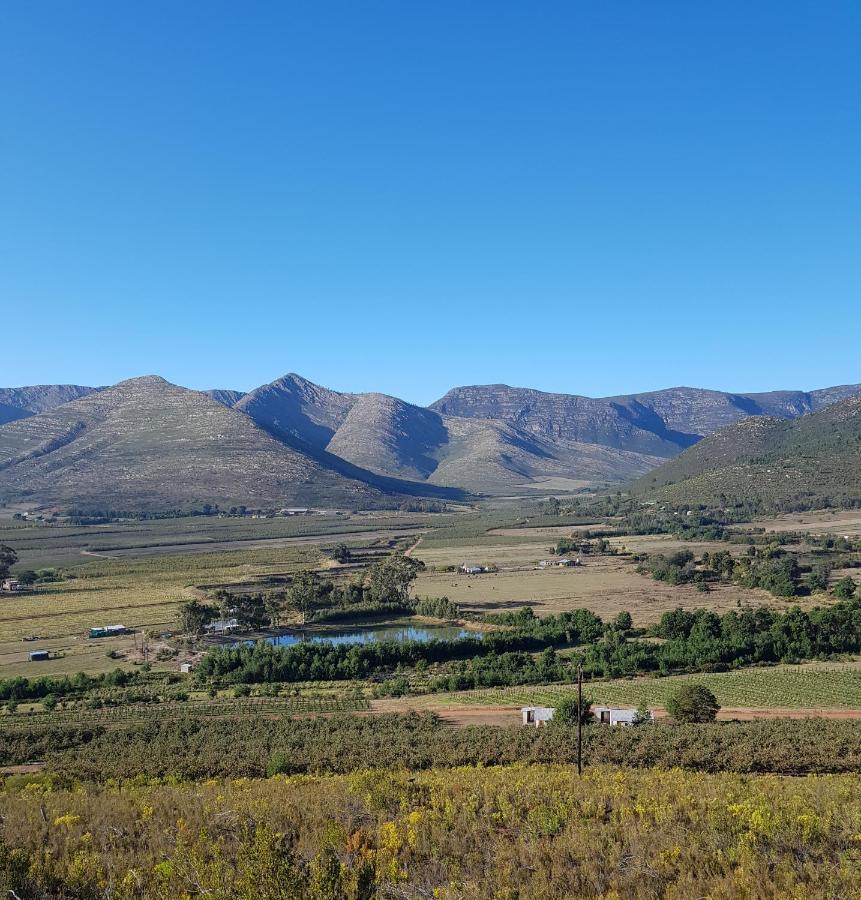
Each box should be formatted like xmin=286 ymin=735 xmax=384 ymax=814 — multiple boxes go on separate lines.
xmin=6 ymin=714 xmax=861 ymax=779
xmin=2 ymin=765 xmax=861 ymax=898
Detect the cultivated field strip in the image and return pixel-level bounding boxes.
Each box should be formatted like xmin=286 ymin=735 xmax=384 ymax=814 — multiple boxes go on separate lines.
xmin=0 ymin=695 xmax=371 ymax=730
xmin=425 ymin=663 xmax=861 ymax=710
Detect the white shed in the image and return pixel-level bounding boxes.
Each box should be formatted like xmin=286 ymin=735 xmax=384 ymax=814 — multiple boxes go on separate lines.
xmin=180 ymin=662 xmax=194 ymax=674
xmin=593 ymin=706 xmax=649 ymax=726
xmin=521 ymin=706 xmax=555 ymax=727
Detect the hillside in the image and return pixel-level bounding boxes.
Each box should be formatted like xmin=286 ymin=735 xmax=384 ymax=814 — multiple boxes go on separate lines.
xmin=235 ymin=373 xmax=357 ymax=448
xmin=431 ymin=385 xmax=695 ymax=455
xmin=433 ymin=383 xmax=861 ymax=444
xmin=615 ymin=384 xmax=861 ymax=435
xmin=632 ymin=395 xmax=861 ymax=509
xmin=326 ymin=393 xmax=447 ymax=481
xmin=236 ymin=378 xmax=668 ymax=493
xmin=0 ymin=384 xmax=99 ymax=425
xmin=4 ymin=373 xmax=860 ymax=503
xmin=204 ymin=389 xmax=246 ymax=407
xmin=0 ymin=377 xmax=391 ymax=513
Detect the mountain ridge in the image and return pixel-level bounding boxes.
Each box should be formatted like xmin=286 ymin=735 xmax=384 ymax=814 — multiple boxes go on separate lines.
xmin=0 ymin=376 xmax=458 ymax=513
xmin=2 ymin=374 xmax=860 ymax=507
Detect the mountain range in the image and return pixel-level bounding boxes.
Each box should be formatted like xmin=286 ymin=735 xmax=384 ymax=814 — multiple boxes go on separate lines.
xmin=1 ymin=374 xmax=859 ymax=512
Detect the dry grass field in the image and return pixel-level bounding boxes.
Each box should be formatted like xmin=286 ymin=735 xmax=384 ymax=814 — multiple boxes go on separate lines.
xmin=757 ymin=510 xmax=861 ymax=536
xmin=414 ymin=531 xmax=787 ymax=624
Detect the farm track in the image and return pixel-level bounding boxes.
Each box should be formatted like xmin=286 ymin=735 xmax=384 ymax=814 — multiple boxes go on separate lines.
xmin=369 ymin=700 xmax=861 ymax=726
xmin=76 ymin=527 xmax=428 ymax=559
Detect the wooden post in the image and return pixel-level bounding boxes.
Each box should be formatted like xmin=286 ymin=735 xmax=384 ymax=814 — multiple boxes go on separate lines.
xmin=577 ymin=660 xmax=583 ymax=777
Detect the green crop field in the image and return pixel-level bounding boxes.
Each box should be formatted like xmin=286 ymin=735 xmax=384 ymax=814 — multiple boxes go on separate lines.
xmin=0 ymin=512 xmax=437 ymax=569
xmin=423 ymin=661 xmax=861 ymax=710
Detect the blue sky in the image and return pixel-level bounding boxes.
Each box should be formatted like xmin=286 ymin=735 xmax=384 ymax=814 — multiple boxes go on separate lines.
xmin=1 ymin=2 xmax=859 ymax=405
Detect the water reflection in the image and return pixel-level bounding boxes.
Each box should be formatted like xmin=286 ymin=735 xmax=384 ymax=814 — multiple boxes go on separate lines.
xmin=263 ymin=623 xmax=481 ymax=648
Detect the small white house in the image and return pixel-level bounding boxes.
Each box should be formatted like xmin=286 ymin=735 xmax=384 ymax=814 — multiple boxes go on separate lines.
xmin=205 ymin=618 xmax=240 ymax=634
xmin=1 ymin=578 xmax=21 ymax=593
xmin=593 ymin=706 xmax=650 ymax=726
xmin=521 ymin=706 xmax=555 ymax=727
xmin=179 ymin=662 xmax=194 ymax=674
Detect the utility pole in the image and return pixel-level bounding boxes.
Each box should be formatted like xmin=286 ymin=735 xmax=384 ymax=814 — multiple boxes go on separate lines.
xmin=577 ymin=659 xmax=583 ymax=777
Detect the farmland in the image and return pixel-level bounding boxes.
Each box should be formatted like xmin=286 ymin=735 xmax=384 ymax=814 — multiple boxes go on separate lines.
xmin=1 ymin=502 xmax=859 ymax=708
xmin=0 ymin=546 xmax=323 ymax=676
xmin=414 ymin=660 xmax=861 ymax=711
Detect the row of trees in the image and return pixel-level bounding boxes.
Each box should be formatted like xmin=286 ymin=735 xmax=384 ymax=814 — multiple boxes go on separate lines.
xmin=176 ymin=554 xmax=427 ymax=635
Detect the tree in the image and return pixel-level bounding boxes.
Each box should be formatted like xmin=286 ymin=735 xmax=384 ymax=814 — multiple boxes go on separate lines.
xmin=632 ymin=704 xmax=652 ymax=725
xmin=834 ymin=576 xmax=857 ymax=600
xmin=806 ymin=562 xmax=832 ymax=593
xmin=176 ymin=600 xmax=216 ymax=637
xmin=264 ymin=592 xmax=287 ymax=628
xmin=665 ymin=684 xmax=720 ymax=723
xmin=553 ymin=693 xmax=593 ymax=726
xmin=0 ymin=544 xmax=17 ymax=581
xmin=235 ymin=593 xmax=269 ymax=630
xmin=613 ymin=611 xmax=633 ymax=632
xmin=331 ymin=543 xmax=351 ymax=564
xmin=288 ymin=571 xmax=324 ymax=625
xmin=366 ymin=554 xmax=425 ymax=605
xmin=544 ymin=497 xmax=561 ymax=516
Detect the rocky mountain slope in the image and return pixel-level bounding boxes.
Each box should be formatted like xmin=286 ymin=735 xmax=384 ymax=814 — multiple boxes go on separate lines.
xmin=432 ymin=383 xmax=861 ymax=443
xmin=235 ymin=374 xmax=358 ymax=448
xmin=235 ymin=376 xmax=670 ymax=493
xmin=0 ymin=377 xmax=400 ymax=513
xmin=2 ymin=374 xmax=859 ymax=505
xmin=631 ymin=395 xmax=861 ymax=510
xmin=0 ymin=384 xmax=99 ymax=425
xmin=205 ymin=389 xmax=246 ymax=407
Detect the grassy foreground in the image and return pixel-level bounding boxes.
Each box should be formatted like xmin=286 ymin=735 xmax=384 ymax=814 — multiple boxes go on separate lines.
xmin=3 ymin=766 xmax=861 ymax=898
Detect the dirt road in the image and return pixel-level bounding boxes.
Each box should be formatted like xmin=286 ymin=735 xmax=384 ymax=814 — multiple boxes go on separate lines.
xmin=370 ymin=700 xmax=861 ymax=727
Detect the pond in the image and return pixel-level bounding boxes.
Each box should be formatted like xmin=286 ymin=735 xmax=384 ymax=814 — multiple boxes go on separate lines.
xmin=262 ymin=622 xmax=482 ymax=648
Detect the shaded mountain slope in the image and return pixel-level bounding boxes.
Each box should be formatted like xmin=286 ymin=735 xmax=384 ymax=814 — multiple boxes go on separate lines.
xmin=613 ymin=384 xmax=861 ymax=435
xmin=205 ymin=389 xmax=246 ymax=407
xmin=0 ymin=384 xmax=100 ymax=424
xmin=430 ymin=385 xmax=696 ymax=456
xmin=236 ymin=374 xmax=357 ymax=448
xmin=0 ymin=402 xmax=30 ymax=427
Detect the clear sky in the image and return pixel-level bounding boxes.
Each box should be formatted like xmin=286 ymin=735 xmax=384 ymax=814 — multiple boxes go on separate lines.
xmin=1 ymin=2 xmax=859 ymax=406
